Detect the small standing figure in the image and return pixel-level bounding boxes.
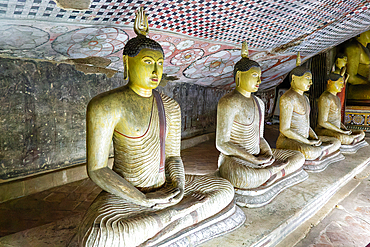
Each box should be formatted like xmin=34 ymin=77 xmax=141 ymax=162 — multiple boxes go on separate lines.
xmin=276 ymin=53 xmax=343 ymax=172
xmin=316 ymin=73 xmax=367 ymax=154
xmin=216 ymin=42 xmax=307 ymax=208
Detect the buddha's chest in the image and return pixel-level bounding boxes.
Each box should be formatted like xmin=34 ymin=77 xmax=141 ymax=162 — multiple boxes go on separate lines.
xmin=332 ymin=97 xmax=340 ymax=110
xmin=292 ymin=97 xmax=309 ymax=115
xmin=115 ymin=102 xmax=154 ymax=137
xmin=234 ymin=100 xmax=257 ymax=125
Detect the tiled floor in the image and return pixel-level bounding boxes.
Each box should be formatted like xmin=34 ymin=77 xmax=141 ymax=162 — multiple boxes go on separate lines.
xmin=0 ymin=124 xmax=369 ymax=247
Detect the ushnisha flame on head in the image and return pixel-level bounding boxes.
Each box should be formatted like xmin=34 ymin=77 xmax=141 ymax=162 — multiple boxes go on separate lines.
xmin=289 ymin=51 xmax=311 ymax=82
xmin=233 ymin=41 xmax=260 ymax=80
xmin=123 ymin=7 xmax=164 ymax=58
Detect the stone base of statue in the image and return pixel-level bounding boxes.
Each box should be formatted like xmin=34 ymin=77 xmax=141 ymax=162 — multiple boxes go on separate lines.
xmin=234 ymin=168 xmax=308 ymax=208
xmin=151 ymin=202 xmax=245 ymax=247
xmin=303 ymin=150 xmax=345 ymax=172
xmin=340 ymin=140 xmax=369 ymax=154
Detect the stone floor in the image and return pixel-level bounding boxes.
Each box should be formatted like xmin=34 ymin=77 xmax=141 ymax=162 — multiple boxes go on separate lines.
xmin=0 ymin=124 xmax=369 ymax=247
xmin=295 ymin=173 xmax=370 ymax=247
xmin=0 ymin=178 xmax=101 ymax=238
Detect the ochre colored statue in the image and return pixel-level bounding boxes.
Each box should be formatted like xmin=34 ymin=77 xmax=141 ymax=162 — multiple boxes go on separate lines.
xmin=344 ymin=29 xmax=370 ymax=100
xmin=75 ymin=8 xmax=235 ymax=247
xmin=276 ymin=53 xmax=343 ymax=171
xmin=316 ymin=73 xmax=366 ymax=153
xmin=216 ymin=42 xmax=307 ymax=207
xmin=332 ymin=53 xmax=347 ymax=121
xmin=333 ymin=53 xmax=348 ymax=75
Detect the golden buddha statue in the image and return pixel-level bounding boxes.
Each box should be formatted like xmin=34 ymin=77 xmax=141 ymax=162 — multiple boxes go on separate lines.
xmin=316 ymin=73 xmax=367 ymax=154
xmin=333 ymin=53 xmax=347 ymax=75
xmin=344 ymin=29 xmax=370 ymax=100
xmin=332 ymin=53 xmax=347 ymax=121
xmin=216 ymin=42 xmax=307 ymax=208
xmin=276 ymin=53 xmax=343 ymax=172
xmin=74 ymin=8 xmax=238 ymax=247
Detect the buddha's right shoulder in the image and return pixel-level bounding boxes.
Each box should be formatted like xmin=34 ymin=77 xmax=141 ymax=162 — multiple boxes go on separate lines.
xmin=319 ymin=91 xmax=330 ymax=98
xmin=279 ymin=90 xmax=296 ymax=104
xmin=87 ymin=86 xmax=129 ymax=111
xmin=279 ymin=90 xmax=291 ymax=99
xmin=218 ymin=91 xmax=238 ymax=106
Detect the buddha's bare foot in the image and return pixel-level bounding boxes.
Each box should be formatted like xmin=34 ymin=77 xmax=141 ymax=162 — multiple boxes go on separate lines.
xmin=269 ymin=159 xmax=289 ymax=174
xmin=320 ymin=141 xmax=333 ymax=149
xmin=352 ymin=134 xmax=363 ymax=145
xmin=140 ymin=193 xmax=209 ymax=246
xmin=173 ymin=192 xmax=208 ymax=214
xmin=262 ymin=173 xmax=278 ymax=186
xmin=317 ymin=141 xmax=333 ymax=160
xmin=139 ymin=214 xmax=192 ymax=247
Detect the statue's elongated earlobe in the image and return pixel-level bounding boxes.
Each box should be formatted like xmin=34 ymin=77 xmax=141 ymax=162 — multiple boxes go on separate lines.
xmin=236 ymin=71 xmax=240 ymax=87
xmin=123 ymin=55 xmax=128 ymax=80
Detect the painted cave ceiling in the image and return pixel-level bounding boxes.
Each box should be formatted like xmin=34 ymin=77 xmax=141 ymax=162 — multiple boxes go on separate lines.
xmin=0 ymin=0 xmax=370 ymax=90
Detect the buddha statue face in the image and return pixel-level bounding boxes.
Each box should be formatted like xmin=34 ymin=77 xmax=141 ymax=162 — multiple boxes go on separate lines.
xmin=328 ymin=77 xmax=344 ymax=93
xmin=236 ymin=66 xmax=262 ymax=93
xmin=291 ymin=72 xmax=313 ymax=92
xmin=335 ymin=56 xmax=347 ymax=69
xmin=125 ymin=48 xmax=164 ymax=92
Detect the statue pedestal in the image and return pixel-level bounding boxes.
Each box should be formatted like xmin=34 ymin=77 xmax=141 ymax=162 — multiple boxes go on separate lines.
xmin=234 ymin=169 xmax=308 ymax=208
xmin=303 ymin=150 xmax=345 ymax=172
xmin=340 ymin=139 xmax=369 ymax=154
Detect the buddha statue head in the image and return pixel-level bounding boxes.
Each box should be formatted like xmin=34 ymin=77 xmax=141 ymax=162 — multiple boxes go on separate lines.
xmin=327 ymin=73 xmax=344 ymax=94
xmin=334 ymin=53 xmax=347 ymax=70
xmin=289 ymin=52 xmax=312 ymax=94
xmin=123 ymin=7 xmax=164 ymax=96
xmin=233 ymin=42 xmax=261 ymax=95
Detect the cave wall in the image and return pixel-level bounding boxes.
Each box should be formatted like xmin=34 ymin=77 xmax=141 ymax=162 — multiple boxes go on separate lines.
xmin=0 ymin=57 xmax=227 ymax=181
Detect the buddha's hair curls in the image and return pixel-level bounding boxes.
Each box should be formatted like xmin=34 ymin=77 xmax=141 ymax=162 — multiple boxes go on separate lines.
xmin=233 ymin=57 xmax=260 ymax=79
xmin=335 ymin=53 xmax=346 ymax=60
xmin=327 ymin=73 xmax=343 ymax=82
xmin=123 ymin=34 xmax=164 ymax=58
xmin=289 ymin=66 xmax=311 ymax=82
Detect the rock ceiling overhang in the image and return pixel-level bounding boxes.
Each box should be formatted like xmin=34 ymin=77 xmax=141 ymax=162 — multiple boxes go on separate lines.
xmin=0 ymin=0 xmax=370 ymax=90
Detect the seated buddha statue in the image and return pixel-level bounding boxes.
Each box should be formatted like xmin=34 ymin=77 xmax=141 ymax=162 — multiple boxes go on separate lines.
xmin=74 ymin=8 xmax=237 ymax=247
xmin=276 ymin=53 xmax=343 ymax=172
xmin=216 ymin=42 xmax=307 ymax=208
xmin=316 ymin=73 xmax=367 ymax=154
xmin=344 ymin=30 xmax=370 ymax=100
